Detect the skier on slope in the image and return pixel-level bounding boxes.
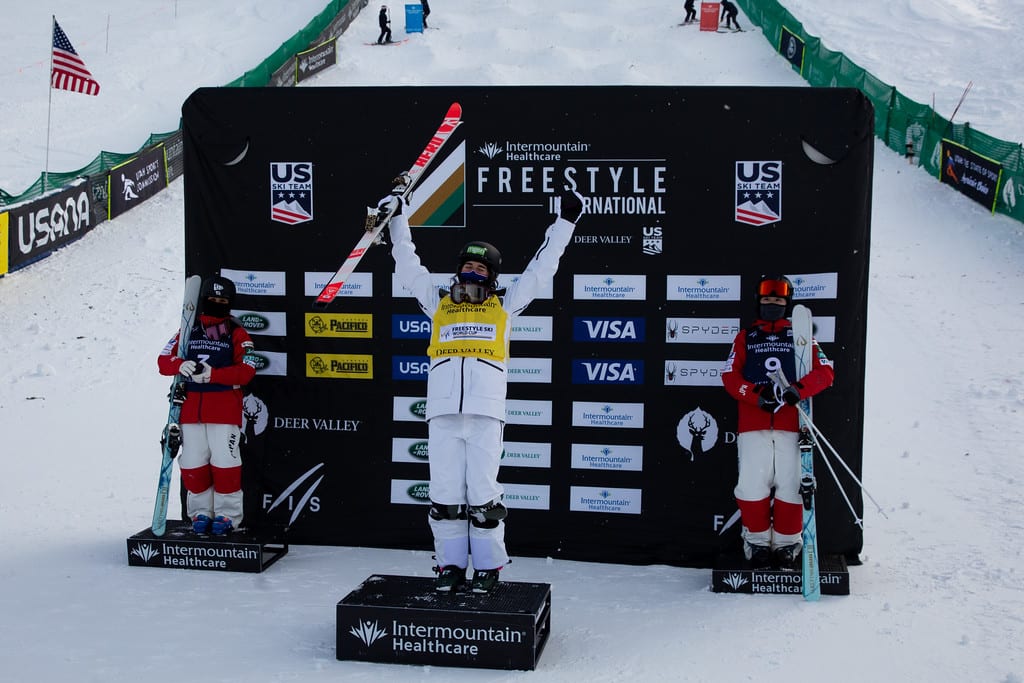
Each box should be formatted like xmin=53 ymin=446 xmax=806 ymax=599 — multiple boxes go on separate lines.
xmin=157 ymin=275 xmax=256 ymax=535
xmin=721 ymin=275 xmax=834 ymax=569
xmin=383 ymin=188 xmax=584 ymax=593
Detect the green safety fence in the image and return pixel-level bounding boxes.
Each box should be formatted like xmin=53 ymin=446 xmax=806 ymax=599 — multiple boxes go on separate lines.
xmin=738 ymin=0 xmax=1024 ymax=223
xmin=0 ymin=0 xmax=359 ymax=208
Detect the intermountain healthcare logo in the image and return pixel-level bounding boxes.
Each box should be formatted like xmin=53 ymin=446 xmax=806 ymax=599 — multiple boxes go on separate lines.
xmin=130 ymin=543 xmax=160 ymax=563
xmin=270 ymin=162 xmax=313 ymax=225
xmin=350 ymin=620 xmax=388 ymax=647
xmin=734 ymin=160 xmax=781 ymax=226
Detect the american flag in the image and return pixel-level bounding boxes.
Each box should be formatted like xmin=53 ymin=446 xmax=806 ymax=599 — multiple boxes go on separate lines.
xmin=51 ymin=18 xmax=100 ymax=96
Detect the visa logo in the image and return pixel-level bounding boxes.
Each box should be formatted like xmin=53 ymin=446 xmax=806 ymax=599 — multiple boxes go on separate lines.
xmin=572 ymin=317 xmax=645 ymax=342
xmin=571 ymin=360 xmax=644 ymax=384
xmin=392 ymin=314 xmax=432 ymax=338
xmin=392 ymin=356 xmax=429 ymax=379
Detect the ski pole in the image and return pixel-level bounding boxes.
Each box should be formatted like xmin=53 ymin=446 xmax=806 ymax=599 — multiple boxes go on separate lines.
xmin=794 ymin=403 xmax=889 ymax=520
xmin=811 ymin=431 xmax=864 ymax=528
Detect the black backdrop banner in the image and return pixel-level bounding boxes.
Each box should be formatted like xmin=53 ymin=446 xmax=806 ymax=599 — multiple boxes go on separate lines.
xmin=181 ymin=86 xmax=874 ymax=566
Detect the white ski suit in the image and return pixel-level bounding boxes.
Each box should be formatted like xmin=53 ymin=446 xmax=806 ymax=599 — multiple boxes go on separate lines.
xmin=389 ymin=211 xmax=576 ymax=571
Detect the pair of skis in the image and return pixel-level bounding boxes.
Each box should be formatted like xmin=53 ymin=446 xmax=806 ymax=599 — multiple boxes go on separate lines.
xmin=769 ymin=303 xmax=820 ymax=601
xmin=313 ymin=102 xmax=463 ymax=308
xmin=151 ymin=275 xmax=201 ymax=536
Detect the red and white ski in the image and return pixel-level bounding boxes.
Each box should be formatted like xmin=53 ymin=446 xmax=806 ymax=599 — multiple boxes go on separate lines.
xmin=314 ymin=102 xmax=463 ymax=308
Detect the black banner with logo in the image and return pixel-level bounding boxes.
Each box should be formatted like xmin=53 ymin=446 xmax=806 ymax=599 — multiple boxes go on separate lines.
xmin=108 ymin=145 xmax=168 ymax=219
xmin=939 ymin=138 xmax=1002 ymax=213
xmin=296 ymin=38 xmax=337 ymax=84
xmin=6 ymin=179 xmax=95 ymax=272
xmin=779 ymin=27 xmax=806 ymax=75
xmin=181 ymin=86 xmax=874 ymax=566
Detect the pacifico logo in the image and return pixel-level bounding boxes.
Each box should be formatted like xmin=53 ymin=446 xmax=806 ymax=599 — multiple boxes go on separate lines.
xmin=305 ymin=313 xmax=372 ymax=338
xmin=306 ymin=353 xmax=373 ymax=379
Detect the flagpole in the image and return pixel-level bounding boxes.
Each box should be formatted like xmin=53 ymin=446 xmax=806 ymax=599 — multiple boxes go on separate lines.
xmin=44 ymin=15 xmax=55 ymax=193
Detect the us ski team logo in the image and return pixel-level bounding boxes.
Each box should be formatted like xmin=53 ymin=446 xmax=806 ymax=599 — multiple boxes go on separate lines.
xmin=270 ymin=162 xmax=313 ymax=225
xmin=734 ymin=160 xmax=781 ymax=226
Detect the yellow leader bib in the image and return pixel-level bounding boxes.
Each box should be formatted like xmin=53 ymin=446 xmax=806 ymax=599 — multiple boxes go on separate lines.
xmin=427 ymin=295 xmax=510 ymax=362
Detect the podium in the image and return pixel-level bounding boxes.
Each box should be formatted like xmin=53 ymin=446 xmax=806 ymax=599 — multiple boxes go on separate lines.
xmin=126 ymin=521 xmax=287 ymax=573
xmin=711 ymin=554 xmax=850 ymax=595
xmin=337 ymin=574 xmax=551 ymax=670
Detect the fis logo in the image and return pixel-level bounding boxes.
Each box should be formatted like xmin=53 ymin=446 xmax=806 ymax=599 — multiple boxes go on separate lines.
xmin=392 ymin=314 xmax=432 ymax=339
xmin=734 ymin=160 xmax=781 ymax=226
xmin=392 ymin=356 xmax=430 ymax=380
xmin=571 ymin=360 xmax=644 ymax=384
xmin=573 ymin=317 xmax=645 ymax=342
xmin=270 ymin=162 xmax=313 ymax=225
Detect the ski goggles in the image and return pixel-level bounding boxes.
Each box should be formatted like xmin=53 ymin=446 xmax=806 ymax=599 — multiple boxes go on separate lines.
xmin=757 ymin=279 xmax=792 ymax=298
xmin=450 ymin=282 xmax=490 ymax=305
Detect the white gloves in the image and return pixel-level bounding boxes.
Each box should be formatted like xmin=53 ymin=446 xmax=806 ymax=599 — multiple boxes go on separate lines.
xmin=179 ymin=360 xmax=211 ymax=383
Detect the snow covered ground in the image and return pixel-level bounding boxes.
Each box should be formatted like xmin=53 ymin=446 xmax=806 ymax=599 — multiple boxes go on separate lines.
xmin=1 ymin=1 xmax=1023 ymax=681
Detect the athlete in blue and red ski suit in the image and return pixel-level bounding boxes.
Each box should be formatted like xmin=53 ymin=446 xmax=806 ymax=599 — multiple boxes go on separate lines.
xmin=721 ymin=275 xmax=833 ymax=568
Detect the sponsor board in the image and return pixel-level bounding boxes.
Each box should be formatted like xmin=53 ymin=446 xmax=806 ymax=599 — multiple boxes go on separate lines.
xmin=306 ymin=353 xmax=374 ymax=379
xmin=392 ymin=314 xmax=432 ymax=339
xmin=572 ymin=316 xmax=645 ymax=342
xmin=506 ymin=399 xmax=553 ymax=426
xmin=250 ymin=350 xmax=288 ymax=376
xmin=235 ymin=310 xmax=287 ymax=336
xmin=502 ymin=483 xmax=551 ymax=510
xmin=393 ymin=356 xmax=430 ymax=380
xmin=501 ymin=441 xmax=552 ymax=469
xmin=221 ymin=269 xmax=287 ymax=297
xmin=571 ymin=443 xmax=643 ymax=471
xmin=392 ymin=437 xmax=431 ymax=463
xmin=665 ymin=275 xmax=742 ymax=301
xmin=393 ymin=396 xmax=428 ymax=421
xmin=571 ymin=401 xmax=645 ymax=429
xmin=571 ymin=359 xmax=644 ymax=385
xmin=390 ymin=479 xmax=431 ymax=504
xmin=569 ymin=486 xmax=642 ymax=514
xmin=665 ymin=317 xmax=740 ymax=344
xmin=6 ymin=181 xmax=93 ymax=271
xmin=573 ymin=274 xmax=646 ymax=300
xmin=305 ymin=271 xmax=373 ymax=298
xmin=664 ymin=360 xmax=724 ymax=386
xmin=511 ymin=316 xmax=553 ymax=341
xmin=788 ymin=272 xmax=839 ymax=300
xmin=508 ymin=357 xmax=552 ymax=383
xmin=306 ymin=313 xmax=373 ymax=338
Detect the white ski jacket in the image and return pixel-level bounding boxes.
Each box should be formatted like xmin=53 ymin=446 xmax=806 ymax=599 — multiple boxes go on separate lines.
xmin=389 ymin=212 xmax=575 ymax=421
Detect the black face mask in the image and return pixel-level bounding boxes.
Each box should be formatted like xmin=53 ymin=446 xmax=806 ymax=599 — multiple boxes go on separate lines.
xmin=202 ymin=298 xmax=232 ymax=318
xmin=759 ymin=303 xmax=787 ymax=321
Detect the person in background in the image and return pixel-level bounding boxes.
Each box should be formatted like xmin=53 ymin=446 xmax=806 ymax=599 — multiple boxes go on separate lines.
xmin=721 ymin=275 xmax=834 ymax=568
xmin=421 ymin=0 xmax=431 ymax=28
xmin=377 ymin=4 xmax=392 ymax=44
xmin=720 ymin=0 xmax=742 ymax=30
xmin=158 ymin=275 xmax=256 ymax=535
xmin=384 ymin=186 xmax=584 ymax=593
xmin=683 ymin=0 xmax=697 ymax=24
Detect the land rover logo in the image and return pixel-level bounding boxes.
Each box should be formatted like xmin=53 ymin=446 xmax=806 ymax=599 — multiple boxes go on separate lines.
xmin=409 ymin=400 xmax=427 ymax=419
xmin=239 ymin=313 xmax=269 ymax=331
xmin=250 ymin=353 xmax=271 ymax=370
xmin=407 ymin=482 xmax=430 ymax=500
xmin=408 ymin=441 xmax=429 ymax=459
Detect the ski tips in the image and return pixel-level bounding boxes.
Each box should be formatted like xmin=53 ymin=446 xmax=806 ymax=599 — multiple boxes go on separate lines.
xmin=446 ymin=102 xmax=461 ymax=119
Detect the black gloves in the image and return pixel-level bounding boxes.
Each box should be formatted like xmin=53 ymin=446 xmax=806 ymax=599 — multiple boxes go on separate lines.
xmin=757 ymin=384 xmax=779 ymax=412
xmin=557 ymin=190 xmax=585 ymax=223
xmin=781 ymin=382 xmax=803 ymax=405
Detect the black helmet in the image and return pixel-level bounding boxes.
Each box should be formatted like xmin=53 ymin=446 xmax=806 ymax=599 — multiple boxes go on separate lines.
xmin=200 ymin=275 xmax=236 ymax=317
xmin=457 ymin=241 xmax=501 ymax=287
xmin=755 ymin=274 xmax=794 ymax=319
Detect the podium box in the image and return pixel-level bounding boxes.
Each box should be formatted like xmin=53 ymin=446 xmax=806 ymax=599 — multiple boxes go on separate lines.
xmin=126 ymin=521 xmax=287 ymax=573
xmin=338 ymin=574 xmax=551 ymax=670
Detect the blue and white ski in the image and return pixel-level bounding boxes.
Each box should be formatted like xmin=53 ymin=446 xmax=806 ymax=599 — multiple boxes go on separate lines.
xmin=791 ymin=303 xmax=820 ymax=601
xmin=151 ymin=275 xmax=202 ymax=536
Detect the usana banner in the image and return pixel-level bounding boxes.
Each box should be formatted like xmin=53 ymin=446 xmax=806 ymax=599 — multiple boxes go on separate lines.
xmin=181 ymin=85 xmax=874 ymax=566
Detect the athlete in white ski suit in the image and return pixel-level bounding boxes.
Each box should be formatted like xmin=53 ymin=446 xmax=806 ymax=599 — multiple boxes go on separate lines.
xmin=388 ymin=194 xmax=581 ymax=574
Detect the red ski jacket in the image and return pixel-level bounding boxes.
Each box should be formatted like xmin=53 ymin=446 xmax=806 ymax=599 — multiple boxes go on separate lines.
xmin=721 ymin=317 xmax=834 ymax=433
xmin=157 ymin=315 xmax=256 ymax=425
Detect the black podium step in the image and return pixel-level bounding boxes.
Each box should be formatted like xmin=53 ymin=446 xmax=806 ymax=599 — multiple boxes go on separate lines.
xmin=337 ymin=574 xmax=551 ymax=670
xmin=711 ymin=553 xmax=850 ymax=595
xmin=126 ymin=521 xmax=287 ymax=573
